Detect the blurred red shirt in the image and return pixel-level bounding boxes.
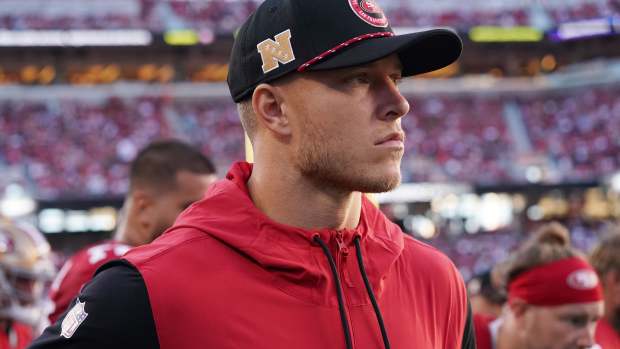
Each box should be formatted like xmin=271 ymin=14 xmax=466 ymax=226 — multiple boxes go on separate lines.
xmin=595 ymin=318 xmax=620 ymax=349
xmin=47 ymin=241 xmax=130 ymax=324
xmin=0 ymin=322 xmax=32 ymax=349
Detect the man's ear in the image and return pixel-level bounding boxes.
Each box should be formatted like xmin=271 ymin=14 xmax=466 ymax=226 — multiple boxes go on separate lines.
xmin=252 ymin=83 xmax=292 ymax=137
xmin=129 ymin=189 xmax=155 ymax=234
xmin=508 ymin=298 xmax=529 ymax=318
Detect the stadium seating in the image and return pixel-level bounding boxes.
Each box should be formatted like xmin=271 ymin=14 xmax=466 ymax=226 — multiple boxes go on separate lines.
xmin=425 ymin=219 xmax=604 ymax=280
xmin=0 ymin=97 xmax=173 ymax=197
xmin=0 ymin=0 xmax=614 ymax=32
xmin=517 ymin=86 xmax=620 ymax=182
xmin=402 ymin=95 xmax=513 ymax=184
xmin=2 ymin=85 xmax=620 ymax=197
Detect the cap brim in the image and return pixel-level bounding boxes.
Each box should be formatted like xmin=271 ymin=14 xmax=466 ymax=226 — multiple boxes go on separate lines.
xmin=308 ymin=28 xmax=462 ymax=77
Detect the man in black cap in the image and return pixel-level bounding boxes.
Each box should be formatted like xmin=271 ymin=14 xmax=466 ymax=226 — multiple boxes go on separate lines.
xmin=29 ymin=0 xmax=474 ymax=348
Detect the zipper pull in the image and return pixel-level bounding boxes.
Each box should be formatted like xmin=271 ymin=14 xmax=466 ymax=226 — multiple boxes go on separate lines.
xmin=335 ymin=231 xmax=349 ymax=256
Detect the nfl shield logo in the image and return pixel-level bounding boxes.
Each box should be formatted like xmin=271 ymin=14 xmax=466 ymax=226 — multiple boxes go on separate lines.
xmin=61 ymin=299 xmax=89 ymax=339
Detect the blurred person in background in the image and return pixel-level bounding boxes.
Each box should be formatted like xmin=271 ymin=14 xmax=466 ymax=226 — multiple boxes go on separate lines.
xmin=474 ymin=222 xmax=604 ymax=349
xmin=0 ymin=217 xmax=55 ymax=349
xmin=46 ymin=140 xmax=216 ymax=324
xmin=589 ymin=231 xmax=620 ymax=349
xmin=467 ymin=269 xmax=506 ymax=318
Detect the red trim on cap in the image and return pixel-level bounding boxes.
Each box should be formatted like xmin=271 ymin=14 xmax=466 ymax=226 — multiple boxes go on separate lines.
xmin=297 ymin=31 xmax=394 ymax=72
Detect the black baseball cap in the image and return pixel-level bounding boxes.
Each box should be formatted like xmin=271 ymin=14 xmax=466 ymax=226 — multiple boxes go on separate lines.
xmin=227 ymin=0 xmax=462 ymax=102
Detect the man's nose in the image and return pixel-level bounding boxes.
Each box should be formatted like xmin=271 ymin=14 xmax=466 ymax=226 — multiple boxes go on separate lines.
xmin=377 ymin=79 xmax=409 ymax=121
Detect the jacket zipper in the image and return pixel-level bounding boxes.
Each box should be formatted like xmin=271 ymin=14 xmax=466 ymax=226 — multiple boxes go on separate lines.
xmin=335 ymin=231 xmax=354 ymax=348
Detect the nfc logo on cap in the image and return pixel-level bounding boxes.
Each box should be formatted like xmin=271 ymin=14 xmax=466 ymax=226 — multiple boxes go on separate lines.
xmin=257 ymin=29 xmax=295 ymax=74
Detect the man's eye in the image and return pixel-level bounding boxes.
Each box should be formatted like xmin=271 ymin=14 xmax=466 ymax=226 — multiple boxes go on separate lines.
xmin=354 ymin=76 xmax=370 ymax=84
xmin=565 ymin=316 xmax=588 ymax=328
xmin=346 ymin=73 xmax=370 ymax=84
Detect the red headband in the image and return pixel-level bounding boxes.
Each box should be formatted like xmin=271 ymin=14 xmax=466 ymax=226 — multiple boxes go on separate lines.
xmin=507 ymin=257 xmax=603 ymax=306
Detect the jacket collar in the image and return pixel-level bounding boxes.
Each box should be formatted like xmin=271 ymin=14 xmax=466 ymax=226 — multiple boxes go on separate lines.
xmin=174 ymin=161 xmax=404 ymax=304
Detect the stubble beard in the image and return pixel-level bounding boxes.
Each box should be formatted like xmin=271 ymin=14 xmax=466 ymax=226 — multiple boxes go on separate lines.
xmin=295 ymin=121 xmax=401 ymax=193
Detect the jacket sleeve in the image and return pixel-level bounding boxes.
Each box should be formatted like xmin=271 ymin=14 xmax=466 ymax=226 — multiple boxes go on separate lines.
xmin=29 ymin=260 xmax=159 ymax=349
xmin=461 ymin=300 xmax=476 ymax=349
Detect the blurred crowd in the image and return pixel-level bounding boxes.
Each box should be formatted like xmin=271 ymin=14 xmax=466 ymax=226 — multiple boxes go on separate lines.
xmin=0 ymin=97 xmax=242 ymax=198
xmin=428 ymin=218 xmax=608 ymax=281
xmin=402 ymin=95 xmax=512 ymax=184
xmin=0 ymin=97 xmax=173 ymax=197
xmin=2 ymin=85 xmax=620 ymax=198
xmin=386 ymin=0 xmax=615 ymax=30
xmin=517 ymin=88 xmax=620 ymax=182
xmin=0 ymin=0 xmax=616 ymax=32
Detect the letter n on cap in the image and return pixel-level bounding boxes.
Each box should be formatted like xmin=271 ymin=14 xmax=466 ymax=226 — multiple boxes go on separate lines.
xmin=257 ymin=29 xmax=295 ymax=74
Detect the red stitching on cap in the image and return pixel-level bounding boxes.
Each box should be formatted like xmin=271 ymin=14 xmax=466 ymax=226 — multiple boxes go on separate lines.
xmin=297 ymin=32 xmax=394 ymax=72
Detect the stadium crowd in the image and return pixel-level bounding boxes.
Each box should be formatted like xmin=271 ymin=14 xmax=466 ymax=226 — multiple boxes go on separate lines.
xmin=518 ymin=86 xmax=620 ymax=183
xmin=427 ymin=218 xmax=607 ymax=281
xmin=2 ymin=85 xmax=620 ymax=198
xmin=402 ymin=95 xmax=512 ymax=184
xmin=0 ymin=0 xmax=615 ymax=32
xmin=0 ymin=97 xmax=173 ymax=197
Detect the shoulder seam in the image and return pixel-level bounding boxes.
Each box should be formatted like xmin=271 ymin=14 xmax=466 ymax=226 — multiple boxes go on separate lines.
xmin=127 ymin=233 xmax=212 ymax=266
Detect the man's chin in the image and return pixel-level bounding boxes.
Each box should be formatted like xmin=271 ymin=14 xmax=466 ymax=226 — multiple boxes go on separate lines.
xmin=356 ymin=174 xmax=401 ymax=194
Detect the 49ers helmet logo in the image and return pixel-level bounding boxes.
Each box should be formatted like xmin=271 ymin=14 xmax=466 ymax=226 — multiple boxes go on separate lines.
xmin=348 ymin=0 xmax=388 ymax=28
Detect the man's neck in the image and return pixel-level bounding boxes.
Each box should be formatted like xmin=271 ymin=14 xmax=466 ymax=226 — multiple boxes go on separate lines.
xmin=247 ymin=163 xmax=362 ymax=231
xmin=113 ymin=218 xmax=139 ymax=247
xmin=496 ymin=318 xmax=523 ymax=349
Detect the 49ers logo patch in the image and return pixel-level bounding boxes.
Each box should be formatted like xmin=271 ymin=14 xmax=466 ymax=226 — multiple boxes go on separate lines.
xmin=348 ymin=0 xmax=388 ymax=28
xmin=566 ymin=269 xmax=599 ymax=290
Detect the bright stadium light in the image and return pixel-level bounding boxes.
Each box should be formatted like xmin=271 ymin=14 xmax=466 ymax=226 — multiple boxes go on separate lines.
xmin=88 ymin=208 xmax=118 ymax=232
xmin=469 ymin=26 xmax=543 ymax=42
xmin=477 ymin=193 xmax=513 ymax=231
xmin=527 ymin=205 xmax=544 ymax=221
xmin=556 ymin=18 xmax=612 ymax=41
xmin=0 ymin=30 xmax=153 ymax=47
xmin=0 ymin=184 xmax=36 ymax=218
xmin=405 ymin=215 xmax=437 ymax=240
xmin=525 ymin=166 xmax=543 ymax=183
xmin=610 ymin=172 xmax=620 ymax=193
xmin=38 ymin=209 xmax=64 ymax=234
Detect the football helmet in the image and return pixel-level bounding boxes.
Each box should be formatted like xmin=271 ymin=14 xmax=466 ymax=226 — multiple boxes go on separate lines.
xmin=0 ymin=216 xmax=55 ymax=327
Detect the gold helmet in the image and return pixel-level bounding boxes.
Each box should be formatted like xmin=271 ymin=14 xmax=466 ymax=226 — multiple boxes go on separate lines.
xmin=0 ymin=216 xmax=55 ymax=327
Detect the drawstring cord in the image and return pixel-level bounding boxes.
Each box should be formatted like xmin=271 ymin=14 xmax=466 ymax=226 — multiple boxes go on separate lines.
xmin=354 ymin=236 xmax=391 ymax=349
xmin=314 ymin=235 xmax=391 ymax=349
xmin=314 ymin=235 xmax=353 ymax=349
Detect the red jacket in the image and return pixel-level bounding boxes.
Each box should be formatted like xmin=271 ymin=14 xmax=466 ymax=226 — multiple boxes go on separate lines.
xmin=48 ymin=241 xmax=130 ymax=323
xmin=595 ymin=318 xmax=620 ymax=349
xmin=124 ymin=162 xmax=469 ymax=348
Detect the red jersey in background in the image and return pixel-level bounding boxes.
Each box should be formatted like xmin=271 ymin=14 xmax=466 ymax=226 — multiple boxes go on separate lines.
xmin=47 ymin=241 xmax=130 ymax=324
xmin=595 ymin=318 xmax=620 ymax=349
xmin=0 ymin=322 xmax=32 ymax=349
